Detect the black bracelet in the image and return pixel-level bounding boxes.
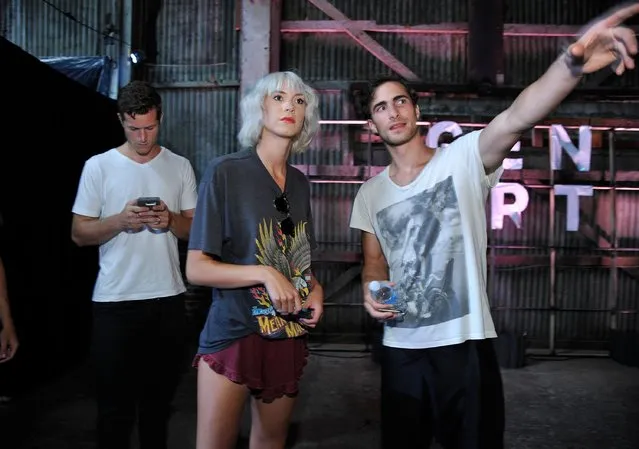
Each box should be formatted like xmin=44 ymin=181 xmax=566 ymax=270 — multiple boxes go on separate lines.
xmin=561 ymin=45 xmax=585 ymax=77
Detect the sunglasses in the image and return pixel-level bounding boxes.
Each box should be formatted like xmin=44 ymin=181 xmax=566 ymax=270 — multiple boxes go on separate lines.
xmin=273 ymin=192 xmax=295 ymax=236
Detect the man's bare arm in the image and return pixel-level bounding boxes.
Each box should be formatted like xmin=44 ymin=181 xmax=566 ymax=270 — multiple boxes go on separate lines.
xmin=361 ymin=231 xmax=389 ymax=286
xmin=361 ymin=231 xmax=397 ymax=320
xmin=72 ymin=199 xmax=167 ymax=246
xmin=168 ymin=209 xmax=194 ymax=241
xmin=71 ymin=213 xmax=125 ymax=247
xmin=479 ymin=58 xmax=582 ymax=171
xmin=479 ymin=3 xmax=639 ymax=172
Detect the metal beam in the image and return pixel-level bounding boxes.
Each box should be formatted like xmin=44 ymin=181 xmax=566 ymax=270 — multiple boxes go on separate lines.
xmin=293 ymin=165 xmax=639 ymax=186
xmin=240 ymin=0 xmax=272 ymax=96
xmin=281 ymin=20 xmax=377 ymax=33
xmin=468 ymin=0 xmax=504 ymax=85
xmin=150 ymin=80 xmax=240 ymax=89
xmin=269 ymin=0 xmax=283 ymax=72
xmin=322 ymin=266 xmax=362 ymax=301
xmin=118 ymin=0 xmax=133 ymax=87
xmin=282 ymin=21 xmax=639 ymax=38
xmin=305 ymin=0 xmax=420 ymax=81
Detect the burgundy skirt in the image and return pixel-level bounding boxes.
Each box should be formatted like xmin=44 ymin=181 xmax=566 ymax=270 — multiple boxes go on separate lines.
xmin=193 ymin=333 xmax=309 ymax=403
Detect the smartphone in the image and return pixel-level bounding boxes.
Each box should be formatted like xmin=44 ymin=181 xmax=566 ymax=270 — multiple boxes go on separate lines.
xmin=297 ymin=308 xmax=314 ymax=319
xmin=379 ymin=307 xmax=405 ymax=316
xmin=137 ymin=196 xmax=161 ymax=207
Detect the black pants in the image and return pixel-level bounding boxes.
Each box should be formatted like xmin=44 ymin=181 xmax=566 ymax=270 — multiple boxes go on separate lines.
xmin=92 ymin=295 xmax=187 ymax=449
xmin=381 ymin=339 xmax=505 ymax=449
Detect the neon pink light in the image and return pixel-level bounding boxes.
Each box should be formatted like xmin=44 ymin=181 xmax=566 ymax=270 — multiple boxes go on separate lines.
xmin=318 ymin=120 xmax=639 ymax=132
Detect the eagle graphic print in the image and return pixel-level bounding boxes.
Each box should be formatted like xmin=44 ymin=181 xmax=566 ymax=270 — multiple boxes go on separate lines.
xmin=376 ymin=176 xmax=469 ymax=327
xmin=250 ymin=219 xmax=312 ymax=339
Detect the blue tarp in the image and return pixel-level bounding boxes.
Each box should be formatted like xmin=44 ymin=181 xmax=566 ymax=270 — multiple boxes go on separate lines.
xmin=40 ymin=55 xmax=113 ymax=96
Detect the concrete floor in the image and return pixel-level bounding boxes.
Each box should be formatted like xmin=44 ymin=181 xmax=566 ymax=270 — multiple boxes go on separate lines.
xmin=1 ymin=345 xmax=638 ymax=449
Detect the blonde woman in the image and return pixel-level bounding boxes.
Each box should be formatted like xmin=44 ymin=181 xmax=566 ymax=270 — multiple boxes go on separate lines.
xmin=186 ymin=71 xmax=324 ymax=449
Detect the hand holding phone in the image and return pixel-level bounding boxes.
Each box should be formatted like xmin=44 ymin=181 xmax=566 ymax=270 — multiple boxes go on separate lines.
xmin=121 ymin=198 xmax=161 ymax=231
xmin=137 ymin=197 xmax=161 ymax=208
xmin=137 ymin=197 xmax=170 ymax=230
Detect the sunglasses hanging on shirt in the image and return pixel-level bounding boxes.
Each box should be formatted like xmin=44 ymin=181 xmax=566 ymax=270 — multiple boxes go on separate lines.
xmin=273 ymin=192 xmax=295 ymax=236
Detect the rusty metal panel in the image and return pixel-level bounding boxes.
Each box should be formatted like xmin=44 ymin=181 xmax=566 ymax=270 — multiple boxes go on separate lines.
xmin=283 ymin=0 xmax=468 ymax=23
xmin=490 ymin=265 xmax=550 ymax=347
xmin=505 ymin=0 xmax=621 ymax=25
xmin=290 ymin=90 xmax=351 ymax=166
xmin=156 ymin=88 xmax=239 ymax=179
xmin=555 ymin=264 xmax=611 ymax=347
xmin=1 ymin=1 xmax=14 ymax=38
xmin=311 ymin=182 xmax=361 ymax=252
xmin=504 ymin=35 xmax=639 ymax=88
xmin=281 ymin=32 xmax=467 ymax=84
xmin=7 ymin=0 xmax=114 ymax=57
xmin=504 ymin=36 xmax=560 ymax=86
xmin=148 ymin=0 xmax=238 ymax=84
xmin=616 ymin=191 xmax=639 ymax=249
xmin=617 ymin=266 xmax=639 ymax=332
xmin=312 ymin=261 xmax=367 ymax=338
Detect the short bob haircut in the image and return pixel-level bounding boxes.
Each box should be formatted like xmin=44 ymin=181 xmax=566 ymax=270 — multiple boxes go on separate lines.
xmin=238 ymin=71 xmax=320 ymax=154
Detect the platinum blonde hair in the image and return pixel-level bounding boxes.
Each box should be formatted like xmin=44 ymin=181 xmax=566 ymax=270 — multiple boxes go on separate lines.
xmin=238 ymin=71 xmax=320 ymax=154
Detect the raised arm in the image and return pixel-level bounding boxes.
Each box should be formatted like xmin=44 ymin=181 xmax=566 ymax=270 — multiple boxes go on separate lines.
xmin=479 ymin=2 xmax=639 ymax=172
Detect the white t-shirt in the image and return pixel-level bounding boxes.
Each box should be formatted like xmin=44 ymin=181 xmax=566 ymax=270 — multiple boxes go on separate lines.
xmin=72 ymin=147 xmax=198 ymax=302
xmin=349 ymin=130 xmax=503 ymax=349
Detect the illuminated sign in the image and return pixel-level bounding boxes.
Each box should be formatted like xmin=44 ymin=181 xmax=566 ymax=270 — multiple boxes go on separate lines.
xmin=427 ymin=121 xmax=594 ymax=231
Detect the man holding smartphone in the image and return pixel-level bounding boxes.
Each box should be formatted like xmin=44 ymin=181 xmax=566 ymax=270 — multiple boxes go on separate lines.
xmin=71 ymin=80 xmax=198 ymax=449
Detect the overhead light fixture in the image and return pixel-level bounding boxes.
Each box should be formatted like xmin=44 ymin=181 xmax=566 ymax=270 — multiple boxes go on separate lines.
xmin=129 ymin=50 xmax=145 ymax=64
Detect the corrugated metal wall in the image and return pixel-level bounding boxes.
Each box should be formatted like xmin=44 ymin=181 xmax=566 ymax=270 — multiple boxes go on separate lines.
xmin=158 ymin=88 xmax=239 ymax=179
xmin=277 ymin=0 xmax=639 ymax=349
xmin=282 ymin=33 xmax=468 ymax=84
xmin=505 ymin=0 xmax=623 ymax=24
xmin=153 ymin=0 xmax=237 ymax=83
xmin=4 ymin=0 xmax=638 ymax=350
xmin=3 ymin=0 xmax=118 ymax=57
xmin=281 ymin=0 xmax=638 ymax=87
xmin=147 ymin=0 xmax=239 ymax=178
xmin=283 ymin=0 xmax=469 ymax=23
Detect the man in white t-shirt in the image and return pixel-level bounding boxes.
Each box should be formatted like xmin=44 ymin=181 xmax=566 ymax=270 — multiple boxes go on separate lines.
xmin=71 ymin=81 xmax=198 ymax=449
xmin=350 ymin=5 xmax=639 ymax=448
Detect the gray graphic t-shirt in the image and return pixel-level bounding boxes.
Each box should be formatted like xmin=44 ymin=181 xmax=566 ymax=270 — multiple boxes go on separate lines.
xmin=189 ymin=149 xmax=317 ymax=354
xmin=350 ymin=130 xmax=502 ymax=349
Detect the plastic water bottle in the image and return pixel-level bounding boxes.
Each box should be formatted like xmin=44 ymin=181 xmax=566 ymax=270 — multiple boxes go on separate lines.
xmin=369 ymin=280 xmax=396 ymax=305
xmin=368 ymin=281 xmax=404 ymax=317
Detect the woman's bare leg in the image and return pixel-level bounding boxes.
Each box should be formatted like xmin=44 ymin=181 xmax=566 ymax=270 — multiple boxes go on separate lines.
xmin=196 ymin=358 xmax=249 ymax=449
xmin=249 ymin=395 xmax=297 ymax=449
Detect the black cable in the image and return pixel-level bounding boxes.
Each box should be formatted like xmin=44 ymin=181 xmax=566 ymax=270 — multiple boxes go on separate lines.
xmin=40 ymin=0 xmax=130 ymax=47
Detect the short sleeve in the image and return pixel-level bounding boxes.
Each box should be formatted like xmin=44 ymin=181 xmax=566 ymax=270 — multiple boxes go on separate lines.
xmin=188 ymin=160 xmax=225 ymax=258
xmin=179 ymin=159 xmax=199 ymax=211
xmin=71 ymin=158 xmax=103 ymax=218
xmin=305 ymin=184 xmax=318 ymax=251
xmin=349 ymin=185 xmax=375 ymax=234
xmin=453 ymin=130 xmax=504 ymax=192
